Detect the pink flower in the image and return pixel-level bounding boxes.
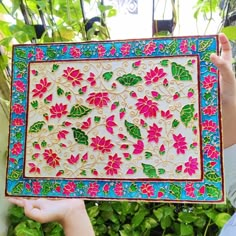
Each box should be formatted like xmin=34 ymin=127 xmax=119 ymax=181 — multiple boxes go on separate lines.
xmin=141 ymin=183 xmax=154 ymax=197
xmin=203 ymin=106 xmax=217 ymax=116
xmin=81 ymin=118 xmax=91 ymax=130
xmin=147 ymin=124 xmax=162 ymax=143
xmin=43 ymin=149 xmax=61 ymax=168
xmin=86 ymin=92 xmax=110 ymax=108
xmin=50 ymin=103 xmax=68 ymax=118
xmin=36 ymin=48 xmax=44 ymax=60
xmin=133 ymin=140 xmax=144 ymax=154
xmin=87 ymin=182 xmax=99 ymax=197
xmin=110 ymin=46 xmax=116 ymax=56
xmin=204 ymin=144 xmax=219 ymax=159
xmin=144 ymin=66 xmax=166 ymax=85
xmin=67 ymin=154 xmax=80 ymax=165
xmin=28 ymin=163 xmax=40 ymax=174
xmin=104 ymin=153 xmax=122 ymax=176
xmin=161 ymin=110 xmax=173 ymax=119
xmin=173 ymin=134 xmax=187 ymax=155
xmin=12 ymin=118 xmax=24 ymax=126
xmin=63 ymin=67 xmax=83 ymax=86
xmin=32 ymin=77 xmax=51 ymax=98
xmin=98 ymin=44 xmax=106 ymax=57
xmin=136 ymin=96 xmax=158 ymax=118
xmin=185 ymin=183 xmax=195 ymax=198
xmin=198 ymin=186 xmax=205 ymax=195
xmin=14 ymin=80 xmax=25 ymax=93
xmin=32 ymin=181 xmax=42 ymax=194
xmin=12 ymin=103 xmax=25 ymax=114
xmin=184 ymin=156 xmax=198 ymax=176
xmin=90 ymin=136 xmax=114 ymax=153
xmin=143 ymin=41 xmax=157 ymax=55
xmin=114 ymin=182 xmax=123 ymax=196
xmin=63 ymin=182 xmax=76 ymax=195
xmin=180 ymin=39 xmax=188 ymax=53
xmin=202 ymin=120 xmax=217 ymax=132
xmin=87 ymin=72 xmax=96 ymax=87
xmin=120 ymin=43 xmax=131 ymax=56
xmin=103 ymin=183 xmax=110 ymax=193
xmin=69 ymin=46 xmax=82 ymax=58
xmin=11 ymin=142 xmax=23 ymax=155
xmin=106 ymin=115 xmax=117 ymax=134
xmin=202 ymin=75 xmax=217 ymax=90
xmin=57 ymin=130 xmax=69 ymax=140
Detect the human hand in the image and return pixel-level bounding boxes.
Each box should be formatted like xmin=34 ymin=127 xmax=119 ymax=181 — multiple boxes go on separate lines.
xmin=210 ymin=33 xmax=236 ymax=148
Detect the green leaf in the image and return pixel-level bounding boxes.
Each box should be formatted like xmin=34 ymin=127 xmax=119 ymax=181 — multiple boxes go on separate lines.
xmin=52 ymin=64 xmax=59 ymax=72
xmin=201 ymin=51 xmax=215 ymax=63
xmin=214 ymin=213 xmax=231 ymax=228
xmin=171 ymin=62 xmax=192 ymax=81
xmin=206 ymin=184 xmax=221 ymax=198
xmin=180 ymin=104 xmax=195 ymax=127
xmin=68 ymin=104 xmax=92 ymax=118
xmin=178 ymin=212 xmax=198 ymax=224
xmin=161 ymin=215 xmax=172 ymax=230
xmin=15 ymin=61 xmax=27 ymax=71
xmin=103 ymin=71 xmax=113 ymax=81
xmin=204 ymin=91 xmax=212 ymax=101
xmin=141 ymin=163 xmax=158 ymax=178
xmin=42 ymin=182 xmax=53 ymax=195
xmin=199 ymin=39 xmax=213 ymax=52
xmin=14 ymin=220 xmax=42 ymax=236
xmin=8 ymin=170 xmax=22 ymax=180
xmin=125 ymin=120 xmax=142 ymax=139
xmin=180 ymin=223 xmax=194 ymax=236
xmin=205 ymin=171 xmax=221 ymax=182
xmin=169 ymin=183 xmax=181 ymax=199
xmin=117 ymin=73 xmax=142 ymax=86
xmin=131 ymin=207 xmax=149 ymax=228
xmin=221 ymin=26 xmax=236 ymax=40
xmin=108 ymin=9 xmax=117 ymax=17
xmin=172 ymin=119 xmax=180 ymax=128
xmin=15 ymin=48 xmax=27 ymax=59
xmin=160 ymin=59 xmax=169 ymax=66
xmin=87 ymin=205 xmax=100 ymax=218
xmin=145 ymin=152 xmax=152 ymax=159
xmin=12 ymin=182 xmax=24 ymax=194
xmin=46 ymin=48 xmax=57 ymax=59
xmin=72 ymin=127 xmax=89 ymax=145
xmin=29 ymin=121 xmax=45 ymax=133
xmin=57 ymin=86 xmax=64 ymax=96
xmin=165 ymin=40 xmax=178 ymax=55
xmin=31 ymin=100 xmax=38 ymax=109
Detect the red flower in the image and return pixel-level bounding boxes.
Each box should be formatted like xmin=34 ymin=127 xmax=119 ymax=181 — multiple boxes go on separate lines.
xmin=12 ymin=103 xmax=25 ymax=114
xmin=141 ymin=183 xmax=154 ymax=197
xmin=136 ymin=96 xmax=158 ymax=118
xmin=180 ymin=39 xmax=188 ymax=53
xmin=90 ymin=136 xmax=114 ymax=153
xmin=36 ymin=48 xmax=44 ymax=60
xmin=57 ymin=130 xmax=69 ymax=140
xmin=32 ymin=181 xmax=42 ymax=194
xmin=106 ymin=115 xmax=117 ymax=134
xmin=184 ymin=156 xmax=199 ymax=176
xmin=12 ymin=118 xmax=24 ymax=126
xmin=14 ymin=80 xmax=25 ymax=93
xmin=69 ymin=46 xmax=82 ymax=58
xmin=87 ymin=72 xmax=96 ymax=87
xmin=120 ymin=43 xmax=131 ymax=56
xmin=50 ymin=103 xmax=68 ymax=118
xmin=185 ymin=183 xmax=195 ymax=198
xmin=98 ymin=44 xmax=106 ymax=57
xmin=63 ymin=182 xmax=76 ymax=195
xmin=202 ymin=75 xmax=217 ymax=90
xmin=147 ymin=124 xmax=162 ymax=143
xmin=114 ymin=182 xmax=123 ymax=196
xmin=202 ymin=120 xmax=217 ymax=132
xmin=86 ymin=92 xmax=110 ymax=108
xmin=11 ymin=142 xmax=23 ymax=155
xmin=204 ymin=144 xmax=219 ymax=159
xmin=32 ymin=77 xmax=51 ymax=98
xmin=144 ymin=66 xmax=166 ymax=85
xmin=161 ymin=110 xmax=173 ymax=119
xmin=63 ymin=67 xmax=83 ymax=86
xmin=28 ymin=163 xmax=40 ymax=174
xmin=173 ymin=133 xmax=187 ymax=155
xmin=104 ymin=153 xmax=122 ymax=176
xmin=133 ymin=140 xmax=144 ymax=154
xmin=87 ymin=182 xmax=99 ymax=197
xmin=143 ymin=41 xmax=157 ymax=55
xmin=67 ymin=154 xmax=80 ymax=165
xmin=43 ymin=149 xmax=61 ymax=168
xmin=81 ymin=118 xmax=91 ymax=130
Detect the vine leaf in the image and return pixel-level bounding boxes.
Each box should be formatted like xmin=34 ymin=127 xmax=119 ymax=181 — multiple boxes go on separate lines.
xmin=117 ymin=73 xmax=142 ymax=86
xmin=201 ymin=51 xmax=215 ymax=63
xmin=103 ymin=72 xmax=113 ymax=81
xmin=15 ymin=61 xmax=27 ymax=71
xmin=180 ymin=104 xmax=195 ymax=127
xmin=125 ymin=120 xmax=142 ymax=139
xmin=206 ymin=184 xmax=221 ymax=198
xmin=171 ymin=62 xmax=192 ymax=81
xmin=8 ymin=170 xmax=22 ymax=181
xmin=199 ymin=39 xmax=213 ymax=52
xmin=15 ymin=48 xmax=27 ymax=59
xmin=67 ymin=104 xmax=92 ymax=118
xmin=142 ymin=163 xmax=158 ymax=178
xmin=169 ymin=183 xmax=181 ymax=199
xmin=12 ymin=182 xmax=24 ymax=194
xmin=165 ymin=40 xmax=178 ymax=55
xmin=29 ymin=121 xmax=45 ymax=133
xmin=72 ymin=128 xmax=89 ymax=145
xmin=205 ymin=171 xmax=221 ymax=182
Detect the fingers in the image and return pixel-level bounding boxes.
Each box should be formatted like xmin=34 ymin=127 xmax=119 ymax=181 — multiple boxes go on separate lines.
xmin=219 ymin=33 xmax=232 ymax=62
xmin=7 ymin=197 xmax=25 ymax=207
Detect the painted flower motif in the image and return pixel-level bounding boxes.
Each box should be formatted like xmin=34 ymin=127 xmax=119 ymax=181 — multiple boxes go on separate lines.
xmin=203 ymin=106 xmax=217 ymax=116
xmin=32 ymin=181 xmax=42 ymax=194
xmin=184 ymin=156 xmax=198 ymax=176
xmin=133 ymin=140 xmax=144 ymax=154
xmin=106 ymin=115 xmax=117 ymax=134
xmin=98 ymin=44 xmax=106 ymax=57
xmin=141 ymin=183 xmax=155 ymax=197
xmin=81 ymin=118 xmax=91 ymax=130
xmin=28 ymin=163 xmax=40 ymax=174
xmin=67 ymin=154 xmax=80 ymax=165
xmin=43 ymin=149 xmax=61 ymax=168
xmin=136 ymin=96 xmax=158 ymax=118
xmin=57 ymin=130 xmax=69 ymax=140
xmin=103 ymin=183 xmax=110 ymax=194
xmin=204 ymin=144 xmax=219 ymax=159
xmin=32 ymin=78 xmax=51 ymax=98
xmin=202 ymin=75 xmax=217 ymax=90
xmin=202 ymin=120 xmax=217 ymax=132
xmin=50 ymin=103 xmax=68 ymax=118
xmin=12 ymin=118 xmax=24 ymax=126
xmin=161 ymin=110 xmax=173 ymax=119
xmin=90 ymin=136 xmax=114 ymax=153
xmin=104 ymin=153 xmax=122 ymax=176
xmin=11 ymin=142 xmax=23 ymax=155
xmin=86 ymin=92 xmax=110 ymax=108
xmin=63 ymin=182 xmax=76 ymax=195
xmin=87 ymin=182 xmax=99 ymax=197
xmin=180 ymin=39 xmax=188 ymax=53
xmin=147 ymin=124 xmax=162 ymax=143
xmin=173 ymin=134 xmax=187 ymax=155
xmin=110 ymin=46 xmax=116 ymax=56
xmin=114 ymin=182 xmax=123 ymax=196
xmin=143 ymin=41 xmax=157 ymax=55
xmin=87 ymin=72 xmax=96 ymax=87
xmin=120 ymin=43 xmax=131 ymax=56
xmin=185 ymin=183 xmax=196 ymax=198
xmin=12 ymin=103 xmax=25 ymax=115
xmin=14 ymin=80 xmax=25 ymax=93
xmin=144 ymin=66 xmax=166 ymax=85
xmin=69 ymin=46 xmax=82 ymax=58
xmin=63 ymin=67 xmax=83 ymax=86
xmin=36 ymin=48 xmax=44 ymax=60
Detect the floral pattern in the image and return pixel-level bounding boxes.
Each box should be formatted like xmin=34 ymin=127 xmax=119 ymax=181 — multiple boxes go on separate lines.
xmin=7 ymin=35 xmax=224 ymax=203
